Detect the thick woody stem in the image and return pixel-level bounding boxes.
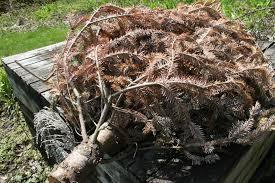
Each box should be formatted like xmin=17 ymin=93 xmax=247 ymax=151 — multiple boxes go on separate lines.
xmin=49 ymin=140 xmax=94 ymax=183
xmin=49 ymin=123 xmax=126 ymax=183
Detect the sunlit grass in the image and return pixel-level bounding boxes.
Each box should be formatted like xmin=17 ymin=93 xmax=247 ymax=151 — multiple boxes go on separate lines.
xmin=0 ymin=26 xmax=68 ymax=58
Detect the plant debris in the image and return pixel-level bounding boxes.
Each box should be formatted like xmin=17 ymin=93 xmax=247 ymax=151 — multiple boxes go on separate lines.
xmin=50 ymin=3 xmax=274 ymax=178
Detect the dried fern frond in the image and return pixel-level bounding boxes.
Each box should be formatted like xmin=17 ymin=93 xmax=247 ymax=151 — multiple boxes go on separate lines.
xmin=53 ymin=3 xmax=274 ymax=166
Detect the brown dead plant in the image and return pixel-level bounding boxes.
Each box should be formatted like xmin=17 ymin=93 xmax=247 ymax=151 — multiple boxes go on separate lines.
xmin=49 ymin=3 xmax=274 ymax=182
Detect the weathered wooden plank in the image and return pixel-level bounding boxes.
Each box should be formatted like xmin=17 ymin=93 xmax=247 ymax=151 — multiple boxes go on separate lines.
xmin=263 ymin=43 xmax=275 ymax=67
xmin=96 ymin=166 xmax=114 ymax=183
xmin=8 ymin=55 xmax=54 ymax=70
xmin=14 ymin=62 xmax=54 ymax=78
xmin=15 ymin=63 xmax=54 ymax=83
xmin=78 ymin=167 xmax=101 ymax=183
xmin=258 ymin=41 xmax=275 ymax=67
xmin=21 ymin=74 xmax=55 ymax=85
xmin=41 ymin=90 xmax=55 ymax=104
xmin=121 ymin=145 xmax=247 ymax=183
xmin=31 ymin=80 xmax=52 ymax=93
xmin=3 ymin=62 xmax=50 ymax=113
xmin=223 ymin=132 xmax=275 ymax=183
xmin=19 ymin=73 xmax=53 ymax=86
xmin=97 ymin=160 xmax=139 ymax=183
xmin=13 ymin=58 xmax=53 ymax=72
xmin=257 ymin=41 xmax=272 ymax=50
xmin=2 ymin=42 xmax=64 ymax=64
xmin=7 ymin=57 xmax=54 ymax=88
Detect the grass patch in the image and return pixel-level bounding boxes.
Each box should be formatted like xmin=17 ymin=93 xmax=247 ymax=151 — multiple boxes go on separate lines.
xmin=0 ymin=69 xmax=16 ymax=116
xmin=1 ymin=0 xmax=273 ymax=40
xmin=0 ymin=0 xmax=195 ymax=32
xmin=0 ymin=115 xmax=51 ymax=183
xmin=33 ymin=0 xmax=194 ymax=16
xmin=221 ymin=0 xmax=274 ymax=40
xmin=0 ymin=26 xmax=68 ymax=58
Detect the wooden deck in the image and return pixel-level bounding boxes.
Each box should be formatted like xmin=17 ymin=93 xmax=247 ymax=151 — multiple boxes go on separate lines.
xmin=2 ymin=42 xmax=64 ymax=134
xmin=2 ymin=41 xmax=275 ymax=183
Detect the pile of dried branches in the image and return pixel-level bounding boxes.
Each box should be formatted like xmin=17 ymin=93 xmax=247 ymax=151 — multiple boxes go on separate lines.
xmin=49 ymin=3 xmax=274 ymax=182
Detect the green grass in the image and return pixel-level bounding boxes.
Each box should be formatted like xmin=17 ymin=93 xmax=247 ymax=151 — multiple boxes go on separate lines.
xmin=0 ymin=0 xmax=195 ymax=32
xmin=1 ymin=0 xmax=273 ymax=39
xmin=0 ymin=26 xmax=68 ymax=58
xmin=32 ymin=0 xmax=194 ymax=20
xmin=221 ymin=0 xmax=274 ymax=40
xmin=0 ymin=68 xmax=16 ymax=115
xmin=0 ymin=115 xmax=51 ymax=183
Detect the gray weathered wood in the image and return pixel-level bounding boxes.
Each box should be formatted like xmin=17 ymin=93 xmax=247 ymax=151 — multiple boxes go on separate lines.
xmin=258 ymin=41 xmax=272 ymax=50
xmin=223 ymin=132 xmax=275 ymax=183
xmin=30 ymin=80 xmax=52 ymax=93
xmin=15 ymin=62 xmax=54 ymax=77
xmin=264 ymin=43 xmax=275 ymax=68
xmin=258 ymin=41 xmax=275 ymax=67
xmin=8 ymin=55 xmax=53 ymax=70
xmin=3 ymin=42 xmax=64 ymax=64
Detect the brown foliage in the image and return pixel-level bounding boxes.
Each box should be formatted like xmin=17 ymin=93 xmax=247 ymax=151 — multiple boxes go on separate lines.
xmin=54 ymin=3 xmax=274 ymax=166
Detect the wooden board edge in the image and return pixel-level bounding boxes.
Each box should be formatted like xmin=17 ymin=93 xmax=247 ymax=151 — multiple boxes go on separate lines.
xmin=222 ymin=132 xmax=275 ymax=183
xmin=2 ymin=41 xmax=65 ymax=64
xmin=97 ymin=160 xmax=140 ymax=183
xmin=2 ymin=61 xmax=51 ymax=113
